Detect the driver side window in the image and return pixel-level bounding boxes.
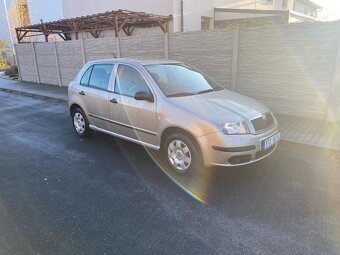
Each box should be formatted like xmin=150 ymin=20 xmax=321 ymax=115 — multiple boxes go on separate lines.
xmin=115 ymin=65 xmax=150 ymax=97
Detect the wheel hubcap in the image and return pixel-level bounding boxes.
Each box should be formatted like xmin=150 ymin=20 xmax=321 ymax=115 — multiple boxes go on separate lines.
xmin=73 ymin=112 xmax=85 ymax=134
xmin=168 ymin=140 xmax=192 ymax=172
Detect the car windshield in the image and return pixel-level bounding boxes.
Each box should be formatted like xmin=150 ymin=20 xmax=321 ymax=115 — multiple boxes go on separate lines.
xmin=145 ymin=64 xmax=224 ymax=97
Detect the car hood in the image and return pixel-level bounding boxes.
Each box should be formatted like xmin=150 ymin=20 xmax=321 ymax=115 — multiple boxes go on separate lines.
xmin=167 ymin=89 xmax=268 ymax=124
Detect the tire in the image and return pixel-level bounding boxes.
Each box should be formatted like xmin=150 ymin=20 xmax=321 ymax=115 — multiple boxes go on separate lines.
xmin=163 ymin=132 xmax=202 ymax=174
xmin=71 ymin=107 xmax=93 ymax=138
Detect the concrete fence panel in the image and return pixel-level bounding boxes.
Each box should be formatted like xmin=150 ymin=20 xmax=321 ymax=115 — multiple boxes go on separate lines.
xmin=56 ymin=41 xmax=84 ymax=86
xmin=34 ymin=43 xmax=59 ymax=85
xmin=16 ymin=44 xmax=38 ymax=83
xmin=84 ymin=37 xmax=119 ymax=62
xmin=238 ymin=22 xmax=340 ymax=120
xmin=169 ymin=30 xmax=234 ymax=89
xmin=120 ymin=35 xmax=165 ymax=59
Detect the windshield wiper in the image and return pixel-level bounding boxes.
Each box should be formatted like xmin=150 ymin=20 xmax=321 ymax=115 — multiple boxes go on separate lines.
xmin=167 ymin=92 xmax=196 ymax=98
xmin=197 ymin=88 xmax=216 ymax=94
xmin=197 ymin=87 xmax=224 ymax=94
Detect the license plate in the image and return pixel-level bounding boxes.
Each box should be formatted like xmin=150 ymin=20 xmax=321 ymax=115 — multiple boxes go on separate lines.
xmin=262 ymin=133 xmax=280 ymax=150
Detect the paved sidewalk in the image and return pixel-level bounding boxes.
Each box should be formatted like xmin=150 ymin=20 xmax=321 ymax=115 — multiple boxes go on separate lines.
xmin=0 ymin=75 xmax=67 ymax=102
xmin=276 ymin=114 xmax=340 ymax=151
xmin=0 ymin=76 xmax=339 ymax=151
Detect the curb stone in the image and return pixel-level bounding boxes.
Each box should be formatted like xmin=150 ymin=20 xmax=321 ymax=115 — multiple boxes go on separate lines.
xmin=0 ymin=87 xmax=67 ymax=104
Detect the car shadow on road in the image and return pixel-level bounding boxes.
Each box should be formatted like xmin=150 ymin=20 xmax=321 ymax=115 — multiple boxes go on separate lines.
xmin=89 ymin=131 xmax=283 ymax=205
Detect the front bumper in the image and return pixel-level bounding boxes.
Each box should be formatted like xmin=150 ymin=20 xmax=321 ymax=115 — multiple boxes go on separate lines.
xmin=197 ymin=126 xmax=279 ymax=167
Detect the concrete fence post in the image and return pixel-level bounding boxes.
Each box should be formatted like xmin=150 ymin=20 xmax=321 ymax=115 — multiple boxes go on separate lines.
xmin=32 ymin=42 xmax=40 ymax=84
xmin=326 ymin=33 xmax=340 ymax=122
xmin=54 ymin=42 xmax=62 ymax=87
xmin=13 ymin=44 xmax=22 ymax=81
xmin=164 ymin=33 xmax=169 ymax=59
xmin=231 ymin=28 xmax=239 ymax=91
xmin=116 ymin=36 xmax=121 ymax=58
xmin=80 ymin=33 xmax=86 ymax=64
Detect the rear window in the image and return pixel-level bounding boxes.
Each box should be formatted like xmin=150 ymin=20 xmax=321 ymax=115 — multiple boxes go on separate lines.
xmin=80 ymin=66 xmax=93 ymax=86
xmin=88 ymin=64 xmax=114 ymax=91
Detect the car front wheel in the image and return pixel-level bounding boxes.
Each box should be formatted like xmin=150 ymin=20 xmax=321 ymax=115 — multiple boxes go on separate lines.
xmin=164 ymin=133 xmax=202 ymax=174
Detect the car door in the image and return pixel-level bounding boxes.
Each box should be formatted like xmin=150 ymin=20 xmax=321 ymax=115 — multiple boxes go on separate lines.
xmin=79 ymin=64 xmax=114 ymax=131
xmin=108 ymin=64 xmax=158 ymax=147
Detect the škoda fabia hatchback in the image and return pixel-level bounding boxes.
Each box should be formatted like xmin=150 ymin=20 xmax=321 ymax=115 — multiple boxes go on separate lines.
xmin=68 ymin=59 xmax=280 ymax=174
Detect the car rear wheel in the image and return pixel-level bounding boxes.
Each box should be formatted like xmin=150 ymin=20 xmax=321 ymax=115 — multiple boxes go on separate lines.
xmin=72 ymin=108 xmax=92 ymax=138
xmin=164 ymin=133 xmax=202 ymax=174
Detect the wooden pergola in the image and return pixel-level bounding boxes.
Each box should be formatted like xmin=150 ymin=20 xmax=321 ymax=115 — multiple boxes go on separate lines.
xmin=15 ymin=9 xmax=173 ymax=43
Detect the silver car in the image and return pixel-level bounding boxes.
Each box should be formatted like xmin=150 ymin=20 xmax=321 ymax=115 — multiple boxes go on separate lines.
xmin=68 ymin=59 xmax=280 ymax=173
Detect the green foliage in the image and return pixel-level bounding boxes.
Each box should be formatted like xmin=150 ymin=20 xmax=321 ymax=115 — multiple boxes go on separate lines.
xmin=0 ymin=40 xmax=7 ymax=51
xmin=0 ymin=40 xmax=9 ymax=67
xmin=4 ymin=65 xmax=18 ymax=77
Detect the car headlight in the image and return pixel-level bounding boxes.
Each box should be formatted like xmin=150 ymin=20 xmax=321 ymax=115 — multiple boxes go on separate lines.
xmin=219 ymin=121 xmax=250 ymax=135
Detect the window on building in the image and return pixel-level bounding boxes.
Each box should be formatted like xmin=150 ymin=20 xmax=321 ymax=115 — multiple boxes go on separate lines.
xmin=115 ymin=65 xmax=150 ymax=97
xmin=201 ymin=16 xmax=213 ymax=30
xmin=88 ymin=64 xmax=113 ymax=91
xmin=282 ymin=0 xmax=288 ymax=8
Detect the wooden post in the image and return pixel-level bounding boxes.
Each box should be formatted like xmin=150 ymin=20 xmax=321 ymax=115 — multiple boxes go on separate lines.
xmin=164 ymin=33 xmax=169 ymax=59
xmin=231 ymin=28 xmax=239 ymax=91
xmin=13 ymin=44 xmax=22 ymax=81
xmin=54 ymin=42 xmax=62 ymax=87
xmin=32 ymin=42 xmax=40 ymax=84
xmin=80 ymin=32 xmax=86 ymax=64
xmin=116 ymin=36 xmax=121 ymax=58
xmin=15 ymin=29 xmax=21 ymax=44
xmin=327 ymin=33 xmax=340 ymax=122
xmin=114 ymin=16 xmax=119 ymax=37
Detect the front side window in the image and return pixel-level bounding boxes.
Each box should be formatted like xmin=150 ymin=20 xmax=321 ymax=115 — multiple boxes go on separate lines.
xmin=80 ymin=66 xmax=93 ymax=86
xmin=145 ymin=64 xmax=223 ymax=97
xmin=115 ymin=65 xmax=150 ymax=97
xmin=88 ymin=64 xmax=114 ymax=91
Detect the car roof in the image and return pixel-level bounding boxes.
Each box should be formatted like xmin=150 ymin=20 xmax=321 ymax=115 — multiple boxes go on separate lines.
xmin=87 ymin=58 xmax=182 ymax=66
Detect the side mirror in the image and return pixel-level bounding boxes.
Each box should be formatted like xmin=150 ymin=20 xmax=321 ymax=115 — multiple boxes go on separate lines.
xmin=134 ymin=91 xmax=154 ymax=102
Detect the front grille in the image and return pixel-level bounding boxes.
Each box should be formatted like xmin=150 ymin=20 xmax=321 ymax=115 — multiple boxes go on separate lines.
xmin=251 ymin=112 xmax=274 ymax=133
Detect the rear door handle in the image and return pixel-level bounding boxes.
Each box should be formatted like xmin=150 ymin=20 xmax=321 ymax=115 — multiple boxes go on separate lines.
xmin=110 ymin=98 xmax=118 ymax=104
xmin=79 ymin=91 xmax=85 ymax=96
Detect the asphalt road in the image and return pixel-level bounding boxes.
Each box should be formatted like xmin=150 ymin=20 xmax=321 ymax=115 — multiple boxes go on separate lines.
xmin=0 ymin=91 xmax=340 ymax=255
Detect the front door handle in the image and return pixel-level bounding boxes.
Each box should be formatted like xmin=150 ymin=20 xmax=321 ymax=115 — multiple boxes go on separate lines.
xmin=79 ymin=91 xmax=85 ymax=96
xmin=110 ymin=98 xmax=118 ymax=104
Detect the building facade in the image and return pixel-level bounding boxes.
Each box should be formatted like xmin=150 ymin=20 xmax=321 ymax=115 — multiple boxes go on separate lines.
xmin=61 ymin=0 xmax=322 ymax=35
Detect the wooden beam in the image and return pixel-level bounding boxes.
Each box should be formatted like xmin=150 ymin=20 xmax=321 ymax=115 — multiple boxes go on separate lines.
xmin=15 ymin=29 xmax=20 ymax=43
xmin=89 ymin=30 xmax=101 ymax=38
xmin=114 ymin=16 xmax=119 ymax=37
xmin=118 ymin=16 xmax=129 ymax=32
xmin=158 ymin=21 xmax=166 ymax=33
xmin=58 ymin=33 xmax=66 ymax=40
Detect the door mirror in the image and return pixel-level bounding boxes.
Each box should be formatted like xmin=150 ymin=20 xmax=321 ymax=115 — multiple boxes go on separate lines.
xmin=134 ymin=91 xmax=154 ymax=102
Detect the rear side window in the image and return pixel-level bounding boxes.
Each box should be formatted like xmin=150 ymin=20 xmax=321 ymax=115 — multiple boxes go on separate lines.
xmin=88 ymin=64 xmax=114 ymax=91
xmin=80 ymin=66 xmax=93 ymax=86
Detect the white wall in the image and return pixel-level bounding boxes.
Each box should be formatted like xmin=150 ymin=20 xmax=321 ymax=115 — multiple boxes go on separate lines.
xmin=62 ymin=0 xmax=312 ymax=34
xmin=61 ymin=0 xmax=275 ymax=33
xmin=174 ymin=0 xmax=275 ymax=32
